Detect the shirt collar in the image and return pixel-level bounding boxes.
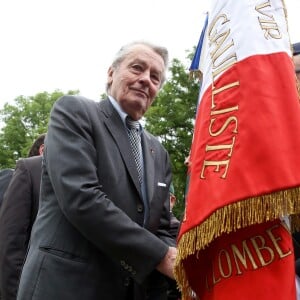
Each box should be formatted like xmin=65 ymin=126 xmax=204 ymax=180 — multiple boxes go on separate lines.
xmin=108 ymin=96 xmax=143 ymax=132
xmin=108 ymin=95 xmax=127 ymax=126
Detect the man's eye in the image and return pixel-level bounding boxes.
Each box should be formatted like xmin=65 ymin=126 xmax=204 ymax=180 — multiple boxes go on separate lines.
xmin=132 ymin=64 xmax=143 ymax=71
xmin=151 ymin=74 xmax=161 ymax=84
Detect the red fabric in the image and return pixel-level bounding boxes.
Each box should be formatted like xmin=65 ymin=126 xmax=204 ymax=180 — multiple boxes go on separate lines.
xmin=179 ymin=53 xmax=300 ymax=237
xmin=177 ymin=52 xmax=299 ymax=299
xmin=183 ymin=220 xmax=296 ymax=300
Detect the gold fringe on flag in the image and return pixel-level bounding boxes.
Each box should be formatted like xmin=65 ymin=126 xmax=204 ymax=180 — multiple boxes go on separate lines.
xmin=174 ymin=186 xmax=300 ymax=299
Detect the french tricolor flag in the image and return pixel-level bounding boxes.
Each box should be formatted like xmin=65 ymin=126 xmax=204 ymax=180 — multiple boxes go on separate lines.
xmin=175 ymin=1 xmax=300 ymax=299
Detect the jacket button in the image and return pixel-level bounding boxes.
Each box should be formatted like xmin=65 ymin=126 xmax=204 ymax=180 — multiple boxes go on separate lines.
xmin=137 ymin=205 xmax=143 ymax=213
xmin=124 ymin=277 xmax=130 ymax=287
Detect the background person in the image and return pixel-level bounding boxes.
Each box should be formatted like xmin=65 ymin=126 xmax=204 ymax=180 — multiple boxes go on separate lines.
xmin=0 ymin=134 xmax=45 ymax=212
xmin=0 ymin=133 xmax=45 ymax=300
xmin=26 ymin=134 xmax=45 ymax=158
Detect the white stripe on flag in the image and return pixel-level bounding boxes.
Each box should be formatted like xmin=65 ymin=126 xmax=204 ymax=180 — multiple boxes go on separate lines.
xmin=200 ymin=0 xmax=291 ymax=101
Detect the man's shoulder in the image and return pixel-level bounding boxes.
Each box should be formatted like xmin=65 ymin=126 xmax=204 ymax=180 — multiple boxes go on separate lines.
xmin=54 ymin=95 xmax=110 ymax=117
xmin=56 ymin=95 xmax=104 ymax=107
xmin=17 ymin=155 xmax=42 ymax=170
xmin=19 ymin=155 xmax=42 ymax=163
xmin=0 ymin=168 xmax=14 ymax=177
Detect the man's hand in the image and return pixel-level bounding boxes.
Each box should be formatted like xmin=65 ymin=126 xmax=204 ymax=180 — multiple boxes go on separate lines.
xmin=156 ymin=246 xmax=177 ymax=279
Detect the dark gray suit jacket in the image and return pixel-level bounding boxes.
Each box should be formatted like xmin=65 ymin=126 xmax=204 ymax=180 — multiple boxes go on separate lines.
xmin=0 ymin=156 xmax=42 ymax=300
xmin=0 ymin=169 xmax=13 ymax=209
xmin=17 ymin=96 xmax=174 ymax=300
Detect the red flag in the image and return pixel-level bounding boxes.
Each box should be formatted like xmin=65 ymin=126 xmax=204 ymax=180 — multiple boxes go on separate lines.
xmin=183 ymin=220 xmax=295 ymax=299
xmin=175 ymin=1 xmax=300 ymax=299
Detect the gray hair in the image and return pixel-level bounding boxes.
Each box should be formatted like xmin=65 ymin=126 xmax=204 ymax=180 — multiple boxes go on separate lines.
xmin=106 ymin=40 xmax=169 ymax=92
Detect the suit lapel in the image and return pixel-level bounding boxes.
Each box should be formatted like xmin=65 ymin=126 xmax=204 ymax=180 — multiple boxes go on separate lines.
xmin=142 ymin=131 xmax=155 ymax=204
xmin=99 ymin=100 xmax=142 ymax=196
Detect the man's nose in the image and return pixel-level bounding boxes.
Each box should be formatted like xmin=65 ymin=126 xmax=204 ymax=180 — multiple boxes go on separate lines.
xmin=138 ymin=71 xmax=151 ymax=85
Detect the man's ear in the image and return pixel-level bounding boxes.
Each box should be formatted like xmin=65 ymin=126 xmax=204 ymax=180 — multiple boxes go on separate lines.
xmin=39 ymin=144 xmax=44 ymax=155
xmin=107 ymin=66 xmax=114 ymax=84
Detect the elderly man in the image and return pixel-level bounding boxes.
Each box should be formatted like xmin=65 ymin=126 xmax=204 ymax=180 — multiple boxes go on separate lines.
xmin=17 ymin=41 xmax=177 ymax=300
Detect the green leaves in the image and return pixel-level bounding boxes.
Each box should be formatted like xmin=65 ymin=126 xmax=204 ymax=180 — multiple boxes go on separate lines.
xmin=0 ymin=89 xmax=79 ymax=168
xmin=144 ymin=54 xmax=200 ymax=218
xmin=0 ymin=48 xmax=201 ymax=219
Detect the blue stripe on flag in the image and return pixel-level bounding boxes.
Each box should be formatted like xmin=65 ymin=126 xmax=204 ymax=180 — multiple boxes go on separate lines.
xmin=189 ymin=13 xmax=208 ymax=72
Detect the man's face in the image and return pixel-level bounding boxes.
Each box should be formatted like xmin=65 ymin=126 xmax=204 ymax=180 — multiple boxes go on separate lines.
xmin=294 ymin=54 xmax=300 ymax=82
xmin=107 ymin=45 xmax=165 ymax=120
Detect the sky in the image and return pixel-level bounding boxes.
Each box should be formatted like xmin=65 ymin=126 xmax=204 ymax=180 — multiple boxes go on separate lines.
xmin=0 ymin=0 xmax=299 ymax=110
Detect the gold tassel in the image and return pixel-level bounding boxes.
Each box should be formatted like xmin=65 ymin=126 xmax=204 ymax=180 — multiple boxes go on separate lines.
xmin=174 ymin=186 xmax=300 ymax=299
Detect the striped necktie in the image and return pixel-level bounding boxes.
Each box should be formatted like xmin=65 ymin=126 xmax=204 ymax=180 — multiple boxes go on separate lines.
xmin=126 ymin=117 xmax=143 ymax=184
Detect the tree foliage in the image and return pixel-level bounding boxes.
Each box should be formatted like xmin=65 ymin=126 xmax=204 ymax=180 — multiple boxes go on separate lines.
xmin=0 ymin=52 xmax=201 ymax=219
xmin=0 ymin=90 xmax=79 ymax=168
xmin=144 ymin=56 xmax=200 ymax=218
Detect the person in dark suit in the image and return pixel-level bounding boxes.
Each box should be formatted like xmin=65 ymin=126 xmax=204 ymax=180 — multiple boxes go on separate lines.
xmin=17 ymin=41 xmax=177 ymax=300
xmin=0 ymin=134 xmax=45 ymax=212
xmin=0 ymin=133 xmax=45 ymax=215
xmin=0 ymin=134 xmax=45 ymax=300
